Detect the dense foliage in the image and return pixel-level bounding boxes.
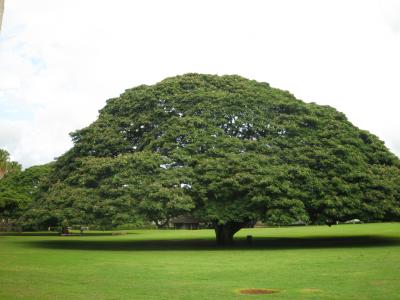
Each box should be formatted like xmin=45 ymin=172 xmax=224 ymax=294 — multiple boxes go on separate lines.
xmin=0 ymin=162 xmax=51 ymax=224
xmin=34 ymin=74 xmax=400 ymax=243
xmin=0 ymin=149 xmax=21 ymax=179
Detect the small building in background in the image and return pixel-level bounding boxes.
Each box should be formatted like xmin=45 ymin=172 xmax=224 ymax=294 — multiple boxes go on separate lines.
xmin=171 ymin=215 xmax=202 ymax=230
xmin=0 ymin=218 xmax=21 ymax=232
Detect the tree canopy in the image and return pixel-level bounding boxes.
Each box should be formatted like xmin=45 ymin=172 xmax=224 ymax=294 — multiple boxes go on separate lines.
xmin=34 ymin=74 xmax=400 ymax=243
xmin=0 ymin=162 xmax=51 ymax=224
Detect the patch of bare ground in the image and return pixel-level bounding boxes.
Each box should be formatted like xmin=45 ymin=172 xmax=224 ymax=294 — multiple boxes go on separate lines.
xmin=371 ymin=280 xmax=386 ymax=286
xmin=239 ymin=288 xmax=280 ymax=295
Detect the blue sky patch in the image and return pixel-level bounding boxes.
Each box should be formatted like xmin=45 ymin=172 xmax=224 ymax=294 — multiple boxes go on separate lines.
xmin=0 ymin=100 xmax=33 ymax=121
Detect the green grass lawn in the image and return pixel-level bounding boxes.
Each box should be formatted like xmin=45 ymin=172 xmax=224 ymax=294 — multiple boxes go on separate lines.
xmin=1 ymin=223 xmax=400 ymax=300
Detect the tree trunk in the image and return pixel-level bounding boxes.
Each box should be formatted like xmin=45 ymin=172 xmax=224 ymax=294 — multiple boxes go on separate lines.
xmin=0 ymin=168 xmax=6 ymax=179
xmin=61 ymin=226 xmax=69 ymax=235
xmin=215 ymin=221 xmax=245 ymax=245
xmin=155 ymin=219 xmax=170 ymax=229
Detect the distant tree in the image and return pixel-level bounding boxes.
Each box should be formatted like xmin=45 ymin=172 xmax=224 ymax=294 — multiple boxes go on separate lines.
xmin=0 ymin=149 xmax=21 ymax=179
xmin=0 ymin=164 xmax=52 ymax=223
xmin=37 ymin=74 xmax=400 ymax=244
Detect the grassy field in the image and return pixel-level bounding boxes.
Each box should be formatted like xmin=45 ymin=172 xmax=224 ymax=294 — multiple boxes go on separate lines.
xmin=1 ymin=223 xmax=400 ymax=300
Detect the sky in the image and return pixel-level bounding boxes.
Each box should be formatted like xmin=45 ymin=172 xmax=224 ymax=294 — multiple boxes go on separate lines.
xmin=0 ymin=0 xmax=400 ymax=168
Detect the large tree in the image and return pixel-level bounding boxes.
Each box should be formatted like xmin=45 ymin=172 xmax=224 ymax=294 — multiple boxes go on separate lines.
xmin=40 ymin=74 xmax=400 ymax=244
xmin=0 ymin=149 xmax=21 ymax=179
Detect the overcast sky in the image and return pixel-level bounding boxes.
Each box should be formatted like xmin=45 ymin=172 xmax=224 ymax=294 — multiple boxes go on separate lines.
xmin=1 ymin=0 xmax=400 ymax=168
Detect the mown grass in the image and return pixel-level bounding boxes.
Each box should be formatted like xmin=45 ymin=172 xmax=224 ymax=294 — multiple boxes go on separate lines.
xmin=1 ymin=223 xmax=400 ymax=299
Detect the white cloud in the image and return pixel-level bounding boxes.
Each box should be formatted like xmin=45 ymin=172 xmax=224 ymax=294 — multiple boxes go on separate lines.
xmin=1 ymin=0 xmax=399 ymax=167
xmin=0 ymin=120 xmax=25 ymax=153
xmin=380 ymin=0 xmax=400 ymax=33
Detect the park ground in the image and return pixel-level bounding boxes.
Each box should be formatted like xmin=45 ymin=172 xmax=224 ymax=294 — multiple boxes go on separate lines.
xmin=0 ymin=223 xmax=400 ymax=300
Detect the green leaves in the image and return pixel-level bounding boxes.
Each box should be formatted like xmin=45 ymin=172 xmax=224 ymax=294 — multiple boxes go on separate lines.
xmin=0 ymin=149 xmax=21 ymax=179
xmin=33 ymin=74 xmax=400 ymax=230
xmin=0 ymin=163 xmax=51 ymax=222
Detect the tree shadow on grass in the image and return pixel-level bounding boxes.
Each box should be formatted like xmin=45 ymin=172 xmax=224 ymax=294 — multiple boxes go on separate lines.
xmin=1 ymin=232 xmax=138 ymax=237
xmin=23 ymin=235 xmax=400 ymax=251
xmin=0 ymin=232 xmax=60 ymax=237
